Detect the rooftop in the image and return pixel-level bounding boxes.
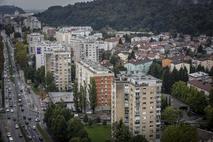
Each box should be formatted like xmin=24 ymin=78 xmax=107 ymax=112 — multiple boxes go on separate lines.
xmin=188 ymin=79 xmax=212 ymax=93
xmin=189 ymin=71 xmax=209 ymax=78
xmin=117 ymin=73 xmax=162 ymax=86
xmin=48 ymin=92 xmax=73 ymax=103
xmin=79 ymin=60 xmax=113 ymax=74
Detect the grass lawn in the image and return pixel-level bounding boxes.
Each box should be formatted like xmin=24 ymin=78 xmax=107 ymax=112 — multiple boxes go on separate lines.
xmin=86 ymin=125 xmax=111 ymax=142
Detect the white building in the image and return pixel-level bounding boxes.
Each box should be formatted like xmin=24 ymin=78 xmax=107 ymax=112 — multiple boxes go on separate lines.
xmin=35 ymin=41 xmax=64 ymax=69
xmin=45 ymin=50 xmax=72 ymax=91
xmin=24 ymin=16 xmax=41 ymax=31
xmin=27 ymin=33 xmax=44 ymax=55
xmin=112 ymin=73 xmax=162 ymax=142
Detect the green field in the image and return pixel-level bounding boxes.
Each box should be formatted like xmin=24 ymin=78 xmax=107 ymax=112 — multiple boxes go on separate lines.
xmin=86 ymin=125 xmax=111 ymax=142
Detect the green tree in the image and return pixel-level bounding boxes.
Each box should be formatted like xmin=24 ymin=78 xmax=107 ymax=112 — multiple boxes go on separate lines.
xmin=148 ymin=62 xmax=162 ymax=78
xmin=88 ymin=78 xmax=97 ymax=113
xmin=112 ymin=120 xmax=131 ymax=142
xmin=161 ymin=124 xmax=198 ymax=142
xmin=131 ymin=135 xmax=148 ymax=142
xmin=162 ymin=106 xmax=181 ymax=124
xmin=15 ymin=41 xmax=28 ymax=69
xmin=205 ymin=106 xmax=213 ymax=129
xmin=73 ymin=82 xmax=79 ymax=112
xmin=209 ymin=89 xmax=213 ymax=107
xmin=79 ymin=85 xmax=87 ymax=113
xmin=71 ymin=64 xmax=76 ymax=81
xmin=45 ymin=72 xmax=57 ymax=92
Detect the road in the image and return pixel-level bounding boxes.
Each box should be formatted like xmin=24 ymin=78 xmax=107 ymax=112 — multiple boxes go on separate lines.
xmin=0 ymin=31 xmax=45 ymax=142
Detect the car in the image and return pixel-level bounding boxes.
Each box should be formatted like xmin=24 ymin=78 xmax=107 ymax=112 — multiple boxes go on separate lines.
xmin=28 ymin=135 xmax=32 ymax=140
xmin=35 ymin=118 xmax=40 ymax=122
xmin=9 ymin=137 xmax=13 ymax=141
xmin=13 ymin=118 xmax=16 ymax=121
xmin=7 ymin=132 xmax=11 ymax=137
xmin=19 ymin=133 xmax=23 ymax=137
xmin=6 ymin=108 xmax=10 ymax=112
xmin=10 ymin=109 xmax=14 ymax=113
xmin=23 ymin=116 xmax=26 ymax=120
xmin=28 ymin=117 xmax=31 ymax=121
xmin=7 ymin=116 xmax=10 ymax=119
xmin=32 ymin=125 xmax=36 ymax=130
xmin=39 ymin=137 xmax=43 ymax=141
xmin=15 ymin=124 xmax=19 ymax=129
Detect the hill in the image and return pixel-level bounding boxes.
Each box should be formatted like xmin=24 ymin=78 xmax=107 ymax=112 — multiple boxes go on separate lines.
xmin=37 ymin=0 xmax=213 ymax=35
xmin=0 ymin=5 xmax=25 ymax=15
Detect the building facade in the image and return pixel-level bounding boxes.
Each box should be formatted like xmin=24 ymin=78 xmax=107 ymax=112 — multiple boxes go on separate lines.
xmin=45 ymin=50 xmax=72 ymax=91
xmin=76 ymin=60 xmax=114 ymax=111
xmin=111 ymin=74 xmax=162 ymax=142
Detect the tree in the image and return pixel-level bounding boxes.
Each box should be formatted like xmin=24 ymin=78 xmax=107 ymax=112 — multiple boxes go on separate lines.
xmin=88 ymin=78 xmax=97 ymax=113
xmin=112 ymin=120 xmax=131 ymax=142
xmin=45 ymin=72 xmax=57 ymax=92
xmin=162 ymin=106 xmax=181 ymax=124
xmin=128 ymin=51 xmax=136 ymax=60
xmin=79 ymin=85 xmax=87 ymax=113
xmin=73 ymin=82 xmax=79 ymax=112
xmin=71 ymin=64 xmax=76 ymax=81
xmin=148 ymin=62 xmax=162 ymax=78
xmin=161 ymin=124 xmax=198 ymax=142
xmin=205 ymin=106 xmax=213 ymax=129
xmin=171 ymin=81 xmax=207 ymax=114
xmin=15 ymin=42 xmax=28 ymax=69
xmin=131 ymin=135 xmax=148 ymax=142
xmin=209 ymin=89 xmax=213 ymax=107
xmin=162 ymin=67 xmax=174 ymax=93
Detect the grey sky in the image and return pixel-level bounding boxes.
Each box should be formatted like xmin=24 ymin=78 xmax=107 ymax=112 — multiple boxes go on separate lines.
xmin=0 ymin=0 xmax=93 ymax=10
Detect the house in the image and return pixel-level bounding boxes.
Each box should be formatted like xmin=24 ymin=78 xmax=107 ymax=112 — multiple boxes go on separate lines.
xmin=187 ymin=79 xmax=212 ymax=96
xmin=170 ymin=62 xmax=190 ymax=74
xmin=189 ymin=72 xmax=209 ymax=81
xmin=162 ymin=58 xmax=172 ymax=68
xmin=124 ymin=59 xmax=153 ymax=74
xmin=48 ymin=92 xmax=75 ymax=111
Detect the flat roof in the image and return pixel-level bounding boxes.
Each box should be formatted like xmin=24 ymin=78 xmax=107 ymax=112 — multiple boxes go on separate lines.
xmin=79 ymin=60 xmax=113 ymax=74
xmin=48 ymin=92 xmax=73 ymax=103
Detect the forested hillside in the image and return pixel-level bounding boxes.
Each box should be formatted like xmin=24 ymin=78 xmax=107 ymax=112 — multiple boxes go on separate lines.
xmin=0 ymin=6 xmax=25 ymax=14
xmin=37 ymin=0 xmax=213 ymax=35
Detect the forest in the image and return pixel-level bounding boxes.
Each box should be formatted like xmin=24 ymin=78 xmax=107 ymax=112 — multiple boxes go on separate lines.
xmin=37 ymin=0 xmax=213 ymax=35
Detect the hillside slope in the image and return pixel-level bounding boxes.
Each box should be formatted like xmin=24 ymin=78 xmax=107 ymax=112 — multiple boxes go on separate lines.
xmin=37 ymin=0 xmax=213 ymax=35
xmin=0 ymin=5 xmax=25 ymax=15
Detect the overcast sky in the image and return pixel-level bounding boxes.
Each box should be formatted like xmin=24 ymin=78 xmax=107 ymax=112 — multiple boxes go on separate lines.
xmin=0 ymin=0 xmax=93 ymax=10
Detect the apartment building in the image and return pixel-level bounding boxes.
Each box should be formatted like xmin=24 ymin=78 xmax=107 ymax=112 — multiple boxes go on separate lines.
xmin=45 ymin=50 xmax=72 ymax=91
xmin=27 ymin=33 xmax=44 ymax=55
xmin=35 ymin=41 xmax=64 ymax=69
xmin=76 ymin=60 xmax=114 ymax=111
xmin=24 ymin=16 xmax=41 ymax=30
xmin=111 ymin=73 xmax=162 ymax=142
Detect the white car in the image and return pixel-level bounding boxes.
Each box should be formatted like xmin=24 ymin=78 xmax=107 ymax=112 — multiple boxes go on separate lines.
xmin=9 ymin=137 xmax=14 ymax=141
xmin=6 ymin=108 xmax=10 ymax=112
xmin=10 ymin=109 xmax=14 ymax=113
xmin=15 ymin=124 xmax=19 ymax=129
xmin=32 ymin=125 xmax=36 ymax=130
xmin=7 ymin=132 xmax=11 ymax=137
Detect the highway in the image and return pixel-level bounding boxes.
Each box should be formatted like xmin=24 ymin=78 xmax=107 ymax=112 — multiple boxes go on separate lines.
xmin=0 ymin=31 xmax=44 ymax=142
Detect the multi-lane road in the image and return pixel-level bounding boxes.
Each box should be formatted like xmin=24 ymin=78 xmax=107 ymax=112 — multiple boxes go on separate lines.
xmin=0 ymin=31 xmax=45 ymax=142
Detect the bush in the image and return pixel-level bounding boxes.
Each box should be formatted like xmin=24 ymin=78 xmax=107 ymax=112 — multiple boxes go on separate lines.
xmin=83 ymin=114 xmax=89 ymax=123
xmin=95 ymin=117 xmax=101 ymax=123
xmin=102 ymin=120 xmax=107 ymax=126
xmin=88 ymin=119 xmax=93 ymax=126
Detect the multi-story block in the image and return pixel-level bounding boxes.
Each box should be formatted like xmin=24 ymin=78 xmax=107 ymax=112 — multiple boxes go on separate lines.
xmin=27 ymin=33 xmax=44 ymax=55
xmin=111 ymin=73 xmax=162 ymax=142
xmin=24 ymin=16 xmax=41 ymax=31
xmin=45 ymin=50 xmax=72 ymax=91
xmin=76 ymin=60 xmax=114 ymax=112
xmin=35 ymin=41 xmax=64 ymax=69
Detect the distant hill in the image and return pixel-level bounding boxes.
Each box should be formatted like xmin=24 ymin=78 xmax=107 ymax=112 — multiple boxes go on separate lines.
xmin=0 ymin=5 xmax=25 ymax=15
xmin=37 ymin=0 xmax=213 ymax=35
